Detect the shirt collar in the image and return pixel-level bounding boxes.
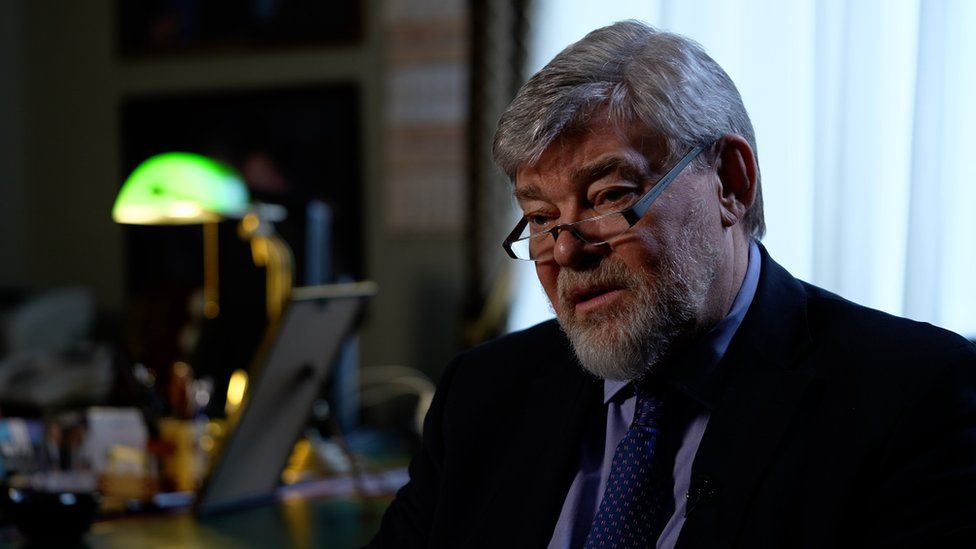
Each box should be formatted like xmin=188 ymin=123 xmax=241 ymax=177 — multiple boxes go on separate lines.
xmin=603 ymin=240 xmax=762 ymax=407
xmin=604 ymin=379 xmax=630 ymax=404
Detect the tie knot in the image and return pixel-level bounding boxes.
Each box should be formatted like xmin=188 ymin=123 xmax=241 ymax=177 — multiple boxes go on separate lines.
xmin=633 ymin=381 xmax=667 ymax=428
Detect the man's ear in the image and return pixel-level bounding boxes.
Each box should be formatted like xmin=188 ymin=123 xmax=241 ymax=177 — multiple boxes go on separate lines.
xmin=713 ymin=134 xmax=757 ymax=228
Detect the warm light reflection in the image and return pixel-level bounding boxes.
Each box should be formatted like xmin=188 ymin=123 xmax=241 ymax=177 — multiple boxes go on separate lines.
xmin=241 ymin=212 xmax=260 ymax=232
xmin=225 ymin=369 xmax=249 ymax=416
xmin=173 ymin=361 xmax=190 ymax=378
xmin=169 ymin=200 xmax=204 ymax=219
xmin=199 ymin=435 xmax=215 ymax=453
xmin=112 ymin=206 xmax=163 ymax=225
xmin=113 ymin=205 xmax=222 ymax=225
xmin=281 ymin=438 xmax=313 ymax=485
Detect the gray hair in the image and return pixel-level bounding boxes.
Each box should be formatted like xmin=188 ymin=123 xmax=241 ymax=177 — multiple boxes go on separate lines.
xmin=493 ymin=20 xmax=765 ymax=238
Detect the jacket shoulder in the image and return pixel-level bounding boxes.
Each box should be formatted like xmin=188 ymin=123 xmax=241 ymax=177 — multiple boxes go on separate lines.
xmin=801 ymin=280 xmax=976 ymax=362
xmin=451 ymin=319 xmax=576 ymax=379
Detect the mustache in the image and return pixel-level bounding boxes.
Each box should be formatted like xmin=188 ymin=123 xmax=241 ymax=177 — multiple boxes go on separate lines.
xmin=557 ymin=258 xmax=638 ymax=307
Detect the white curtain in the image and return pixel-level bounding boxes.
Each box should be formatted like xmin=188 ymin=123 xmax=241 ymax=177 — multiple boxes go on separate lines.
xmin=507 ymin=0 xmax=976 ymax=339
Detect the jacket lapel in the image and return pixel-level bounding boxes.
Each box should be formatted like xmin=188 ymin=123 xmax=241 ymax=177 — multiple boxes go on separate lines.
xmin=469 ymin=323 xmax=603 ymax=547
xmin=677 ymin=248 xmax=816 ymax=549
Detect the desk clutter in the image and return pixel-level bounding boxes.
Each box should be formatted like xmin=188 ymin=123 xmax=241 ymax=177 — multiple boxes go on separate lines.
xmin=0 ymin=281 xmax=414 ymax=545
xmin=0 ymin=409 xmax=214 ymax=543
xmin=0 ymin=409 xmax=407 ymax=545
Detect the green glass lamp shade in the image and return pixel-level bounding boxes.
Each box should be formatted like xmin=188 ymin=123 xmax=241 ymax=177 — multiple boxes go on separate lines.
xmin=112 ymin=152 xmax=250 ymax=225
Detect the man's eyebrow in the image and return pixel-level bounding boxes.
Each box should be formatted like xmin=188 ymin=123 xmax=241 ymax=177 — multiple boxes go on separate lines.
xmin=513 ymin=185 xmax=546 ymax=202
xmin=512 ymin=154 xmax=650 ymax=202
xmin=569 ymin=155 xmax=649 ymax=186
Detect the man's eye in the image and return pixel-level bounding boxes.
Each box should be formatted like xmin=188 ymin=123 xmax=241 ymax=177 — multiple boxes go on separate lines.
xmin=593 ymin=187 xmax=638 ymax=209
xmin=527 ymin=214 xmax=555 ymax=230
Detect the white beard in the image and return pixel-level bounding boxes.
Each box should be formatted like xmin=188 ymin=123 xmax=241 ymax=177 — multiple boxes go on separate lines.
xmin=555 ymin=209 xmax=720 ymax=381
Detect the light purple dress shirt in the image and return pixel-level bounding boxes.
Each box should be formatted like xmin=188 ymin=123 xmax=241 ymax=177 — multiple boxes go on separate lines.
xmin=548 ymin=241 xmax=762 ymax=548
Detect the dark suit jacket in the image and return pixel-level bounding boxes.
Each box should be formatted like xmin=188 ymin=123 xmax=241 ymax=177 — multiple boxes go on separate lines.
xmin=368 ymin=249 xmax=976 ymax=548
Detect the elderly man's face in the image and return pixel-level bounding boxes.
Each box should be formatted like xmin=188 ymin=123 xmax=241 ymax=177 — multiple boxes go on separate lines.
xmin=514 ymin=121 xmax=731 ymax=380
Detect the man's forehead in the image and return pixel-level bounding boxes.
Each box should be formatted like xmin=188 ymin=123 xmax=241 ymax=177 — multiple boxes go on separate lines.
xmin=515 ymin=120 xmax=668 ymax=178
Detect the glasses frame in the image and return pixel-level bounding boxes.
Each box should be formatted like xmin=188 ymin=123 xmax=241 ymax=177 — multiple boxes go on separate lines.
xmin=502 ymin=144 xmax=706 ymax=261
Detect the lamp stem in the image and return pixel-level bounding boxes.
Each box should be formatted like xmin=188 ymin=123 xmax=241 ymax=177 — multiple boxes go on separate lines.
xmin=203 ymin=222 xmax=220 ymax=319
xmin=264 ymin=234 xmax=293 ymax=321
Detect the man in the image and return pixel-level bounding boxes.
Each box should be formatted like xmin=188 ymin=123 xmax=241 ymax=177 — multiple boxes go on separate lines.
xmin=368 ymin=20 xmax=976 ymax=548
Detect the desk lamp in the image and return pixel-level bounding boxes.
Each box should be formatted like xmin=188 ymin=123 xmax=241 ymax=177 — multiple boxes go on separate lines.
xmin=114 ymin=152 xmax=294 ymax=416
xmin=113 ymin=152 xmax=250 ymax=319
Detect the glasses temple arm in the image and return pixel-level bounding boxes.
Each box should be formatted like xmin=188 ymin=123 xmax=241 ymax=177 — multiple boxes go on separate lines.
xmin=502 ymin=217 xmax=528 ymax=259
xmin=623 ymin=145 xmax=704 ymax=225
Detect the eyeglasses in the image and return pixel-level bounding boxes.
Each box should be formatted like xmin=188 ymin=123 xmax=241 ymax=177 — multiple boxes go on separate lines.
xmin=502 ymin=145 xmax=705 ymax=262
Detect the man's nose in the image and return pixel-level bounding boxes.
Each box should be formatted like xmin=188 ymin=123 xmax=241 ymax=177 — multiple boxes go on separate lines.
xmin=551 ymin=227 xmax=605 ymax=268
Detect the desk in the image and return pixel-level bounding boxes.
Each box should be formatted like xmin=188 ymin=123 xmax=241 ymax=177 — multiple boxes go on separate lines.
xmin=1 ymin=492 xmax=393 ymax=548
xmin=92 ymin=495 xmax=389 ymax=548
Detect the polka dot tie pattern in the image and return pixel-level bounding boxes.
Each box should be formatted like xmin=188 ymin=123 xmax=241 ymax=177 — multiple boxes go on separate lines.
xmin=584 ymin=383 xmax=673 ymax=548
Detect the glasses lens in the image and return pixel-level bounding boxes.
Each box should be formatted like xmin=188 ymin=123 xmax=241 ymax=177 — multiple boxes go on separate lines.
xmin=510 ymin=231 xmax=550 ymax=261
xmin=510 ymin=212 xmax=631 ymax=261
xmin=574 ymin=212 xmax=630 ymax=243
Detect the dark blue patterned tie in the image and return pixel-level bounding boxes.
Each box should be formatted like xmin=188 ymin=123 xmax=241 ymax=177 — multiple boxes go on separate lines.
xmin=584 ymin=382 xmax=673 ymax=548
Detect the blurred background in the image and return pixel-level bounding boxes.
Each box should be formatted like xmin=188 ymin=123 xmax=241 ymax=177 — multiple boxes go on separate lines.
xmin=0 ymin=0 xmax=973 ymax=545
